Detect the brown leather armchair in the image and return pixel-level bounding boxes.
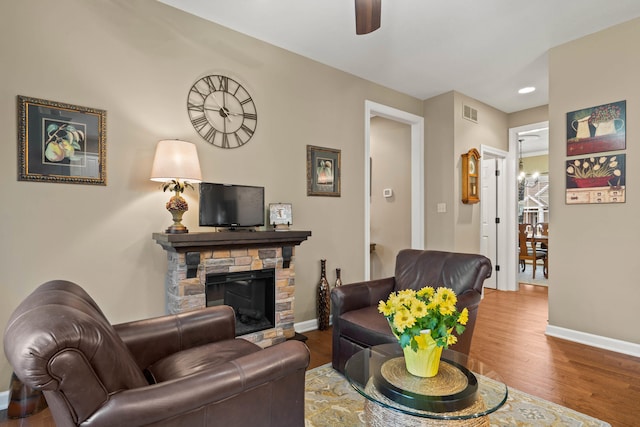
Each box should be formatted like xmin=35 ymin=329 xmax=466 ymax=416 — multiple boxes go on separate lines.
xmin=3 ymin=280 xmax=310 ymax=427
xmin=331 ymin=249 xmax=492 ymax=373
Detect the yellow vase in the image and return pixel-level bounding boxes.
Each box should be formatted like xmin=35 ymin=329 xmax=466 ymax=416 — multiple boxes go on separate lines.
xmin=402 ymin=331 xmax=443 ymax=377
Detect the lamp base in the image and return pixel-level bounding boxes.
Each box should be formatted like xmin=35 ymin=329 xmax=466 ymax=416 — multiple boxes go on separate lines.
xmin=165 ymin=224 xmax=188 ymax=234
xmin=165 ymin=195 xmax=189 ymax=234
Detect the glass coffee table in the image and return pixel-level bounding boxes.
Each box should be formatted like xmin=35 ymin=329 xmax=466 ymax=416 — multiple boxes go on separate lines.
xmin=345 ymin=343 xmax=508 ymax=426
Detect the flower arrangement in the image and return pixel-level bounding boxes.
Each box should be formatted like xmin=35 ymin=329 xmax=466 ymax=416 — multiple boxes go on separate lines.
xmin=566 ymin=156 xmax=620 ymax=179
xmin=588 ymin=104 xmax=621 ymax=124
xmin=378 ymin=286 xmax=468 ymax=352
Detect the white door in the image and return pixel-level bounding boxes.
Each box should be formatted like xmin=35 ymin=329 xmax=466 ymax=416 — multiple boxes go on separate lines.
xmin=481 ymin=159 xmax=498 ymax=289
xmin=480 ymin=146 xmax=509 ymax=290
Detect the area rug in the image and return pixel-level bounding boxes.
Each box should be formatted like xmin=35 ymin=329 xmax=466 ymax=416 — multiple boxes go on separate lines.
xmin=518 ymin=263 xmax=548 ymax=286
xmin=304 ymin=363 xmax=610 ymax=427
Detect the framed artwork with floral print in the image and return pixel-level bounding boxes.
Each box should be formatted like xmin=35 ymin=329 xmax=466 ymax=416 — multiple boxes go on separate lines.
xmin=566 ymin=101 xmax=626 ymax=156
xmin=565 ymin=154 xmax=625 ymax=204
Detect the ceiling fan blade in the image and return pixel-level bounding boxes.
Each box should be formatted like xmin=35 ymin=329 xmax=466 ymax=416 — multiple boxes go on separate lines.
xmin=355 ymin=0 xmax=381 ymax=35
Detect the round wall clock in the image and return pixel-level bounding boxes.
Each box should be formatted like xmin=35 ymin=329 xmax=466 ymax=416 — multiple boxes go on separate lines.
xmin=187 ymin=75 xmax=257 ymax=149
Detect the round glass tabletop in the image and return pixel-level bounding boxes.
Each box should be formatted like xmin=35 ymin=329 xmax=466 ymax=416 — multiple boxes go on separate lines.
xmin=344 ymin=343 xmax=508 ymax=421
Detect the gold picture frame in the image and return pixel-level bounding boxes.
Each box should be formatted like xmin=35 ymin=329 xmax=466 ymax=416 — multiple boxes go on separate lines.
xmin=18 ymin=95 xmax=106 ymax=185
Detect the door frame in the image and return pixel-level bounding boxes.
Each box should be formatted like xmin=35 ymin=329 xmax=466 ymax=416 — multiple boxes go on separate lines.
xmin=480 ymin=145 xmax=511 ymax=290
xmin=364 ymin=100 xmax=424 ymax=280
xmin=507 ymin=120 xmax=549 ymax=291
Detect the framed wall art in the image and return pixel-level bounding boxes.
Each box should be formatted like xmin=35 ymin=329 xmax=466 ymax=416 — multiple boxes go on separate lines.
xmin=307 ymin=145 xmax=341 ymax=197
xmin=18 ymin=95 xmax=106 ymax=185
xmin=565 ymin=154 xmax=625 ymax=204
xmin=566 ymin=100 xmax=626 ymax=156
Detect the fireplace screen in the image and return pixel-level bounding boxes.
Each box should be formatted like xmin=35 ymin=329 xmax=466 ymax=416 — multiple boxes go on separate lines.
xmin=205 ymin=268 xmax=275 ymax=336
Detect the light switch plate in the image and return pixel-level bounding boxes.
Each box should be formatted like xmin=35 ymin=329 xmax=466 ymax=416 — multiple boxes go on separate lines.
xmin=437 ymin=203 xmax=447 ymax=213
xmin=383 ymin=188 xmax=393 ymax=198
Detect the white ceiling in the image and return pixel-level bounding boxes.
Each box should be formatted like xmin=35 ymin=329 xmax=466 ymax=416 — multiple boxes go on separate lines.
xmin=157 ymin=0 xmax=640 ymax=114
xmin=518 ymin=127 xmax=549 ymax=157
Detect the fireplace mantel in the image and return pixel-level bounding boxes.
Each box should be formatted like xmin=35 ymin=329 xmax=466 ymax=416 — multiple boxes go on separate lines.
xmin=152 ymin=230 xmax=312 ymax=253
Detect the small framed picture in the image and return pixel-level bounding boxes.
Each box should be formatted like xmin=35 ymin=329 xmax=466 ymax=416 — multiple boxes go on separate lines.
xmin=307 ymin=145 xmax=341 ymax=197
xmin=17 ymin=95 xmax=106 ymax=185
xmin=269 ymin=203 xmax=292 ymax=230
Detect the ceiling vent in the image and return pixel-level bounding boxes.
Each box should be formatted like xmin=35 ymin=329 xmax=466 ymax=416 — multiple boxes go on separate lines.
xmin=463 ymin=104 xmax=478 ymax=123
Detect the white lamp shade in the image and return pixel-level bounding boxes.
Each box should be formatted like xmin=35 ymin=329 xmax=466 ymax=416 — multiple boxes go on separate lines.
xmin=150 ymin=139 xmax=202 ymax=182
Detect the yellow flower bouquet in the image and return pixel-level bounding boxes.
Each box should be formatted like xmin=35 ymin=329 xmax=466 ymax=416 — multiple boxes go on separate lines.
xmin=378 ymin=286 xmax=468 ymax=351
xmin=378 ymin=286 xmax=468 ymax=376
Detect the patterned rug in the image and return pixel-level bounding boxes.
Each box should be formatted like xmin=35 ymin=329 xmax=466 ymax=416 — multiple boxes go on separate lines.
xmin=305 ymin=364 xmax=610 ymax=427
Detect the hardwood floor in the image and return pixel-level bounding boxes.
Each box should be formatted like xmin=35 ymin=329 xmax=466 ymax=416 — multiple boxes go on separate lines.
xmin=2 ymin=284 xmax=638 ymax=426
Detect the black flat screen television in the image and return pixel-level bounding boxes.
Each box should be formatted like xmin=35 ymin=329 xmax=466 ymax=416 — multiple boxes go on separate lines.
xmin=199 ymin=183 xmax=265 ymax=228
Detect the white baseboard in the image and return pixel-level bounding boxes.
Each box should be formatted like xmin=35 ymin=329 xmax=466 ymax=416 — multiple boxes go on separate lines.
xmin=546 ymin=325 xmax=640 ymax=358
xmin=294 ymin=317 xmax=331 ymax=334
xmin=0 ymin=390 xmax=8 ymax=412
xmin=0 ymin=318 xmax=329 ymax=412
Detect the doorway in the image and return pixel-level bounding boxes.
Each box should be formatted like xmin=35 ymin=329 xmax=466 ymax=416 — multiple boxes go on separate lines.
xmin=364 ymin=101 xmax=424 ymax=280
xmin=370 ymin=117 xmax=412 ymax=279
xmin=507 ymin=121 xmax=549 ymax=290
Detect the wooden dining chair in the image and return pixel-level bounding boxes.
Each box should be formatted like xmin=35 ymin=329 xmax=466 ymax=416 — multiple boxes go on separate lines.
xmin=536 ymin=223 xmax=549 ymax=278
xmin=518 ymin=224 xmax=546 ymax=279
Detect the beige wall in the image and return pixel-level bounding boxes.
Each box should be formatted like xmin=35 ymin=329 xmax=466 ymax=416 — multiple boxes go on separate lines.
xmin=0 ymin=0 xmax=423 ymax=385
xmin=548 ymin=18 xmax=639 ymax=343
xmin=522 ymin=155 xmax=549 ymax=175
xmin=509 ymin=105 xmax=549 ymax=128
xmin=370 ymin=117 xmax=411 ymax=279
xmin=424 ymin=92 xmax=456 ymax=250
xmin=424 ymin=91 xmax=509 ymax=253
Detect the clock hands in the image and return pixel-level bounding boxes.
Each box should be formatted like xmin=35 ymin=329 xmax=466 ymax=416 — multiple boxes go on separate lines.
xmin=209 ymin=93 xmax=233 ymax=122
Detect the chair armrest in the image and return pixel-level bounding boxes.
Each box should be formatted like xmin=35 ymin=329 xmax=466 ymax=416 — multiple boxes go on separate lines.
xmin=80 ymin=340 xmax=310 ymax=427
xmin=331 ymin=277 xmax=395 ymax=316
xmin=456 ymin=288 xmax=482 ymax=312
xmin=114 ymin=305 xmax=236 ymax=369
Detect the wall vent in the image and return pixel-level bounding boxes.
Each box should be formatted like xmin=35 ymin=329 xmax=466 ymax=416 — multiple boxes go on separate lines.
xmin=463 ymin=104 xmax=478 ymax=123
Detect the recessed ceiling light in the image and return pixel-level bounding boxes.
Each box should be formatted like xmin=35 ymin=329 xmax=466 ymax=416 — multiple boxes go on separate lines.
xmin=518 ymin=87 xmax=536 ymax=94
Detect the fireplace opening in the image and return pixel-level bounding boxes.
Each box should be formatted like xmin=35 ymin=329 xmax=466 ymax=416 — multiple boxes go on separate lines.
xmin=205 ymin=268 xmax=275 ymax=336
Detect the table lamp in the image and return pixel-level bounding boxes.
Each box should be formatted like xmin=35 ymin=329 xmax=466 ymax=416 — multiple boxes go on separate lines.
xmin=150 ymin=139 xmax=202 ymax=234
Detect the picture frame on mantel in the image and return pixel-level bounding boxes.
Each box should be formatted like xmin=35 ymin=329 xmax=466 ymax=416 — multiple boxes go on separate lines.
xmin=307 ymin=145 xmax=341 ymax=197
xmin=269 ymin=203 xmax=292 ymax=231
xmin=17 ymin=95 xmax=106 ymax=185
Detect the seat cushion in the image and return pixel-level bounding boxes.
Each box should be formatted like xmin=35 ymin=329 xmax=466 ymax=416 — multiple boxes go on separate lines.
xmin=339 ymin=305 xmax=397 ymax=347
xmin=146 ymin=338 xmax=261 ymax=383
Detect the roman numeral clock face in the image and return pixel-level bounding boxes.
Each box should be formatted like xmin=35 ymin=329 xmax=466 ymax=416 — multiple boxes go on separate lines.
xmin=187 ymin=75 xmax=257 ymax=149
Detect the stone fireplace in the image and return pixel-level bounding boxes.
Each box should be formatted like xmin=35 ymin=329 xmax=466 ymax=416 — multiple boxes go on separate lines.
xmin=153 ymin=230 xmax=311 ymax=347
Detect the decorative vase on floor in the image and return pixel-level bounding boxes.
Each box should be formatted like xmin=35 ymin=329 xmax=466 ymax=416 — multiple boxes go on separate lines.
xmin=334 ymin=268 xmax=342 ymax=287
xmin=317 ymin=259 xmax=331 ymax=330
xmin=402 ymin=330 xmax=443 ymax=378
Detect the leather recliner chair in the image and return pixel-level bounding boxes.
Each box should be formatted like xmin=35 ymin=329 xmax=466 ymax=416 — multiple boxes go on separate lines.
xmin=3 ymin=280 xmax=310 ymax=427
xmin=331 ymin=249 xmax=492 ymax=373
